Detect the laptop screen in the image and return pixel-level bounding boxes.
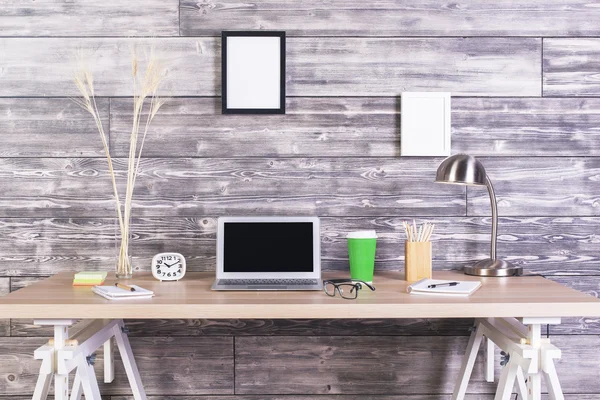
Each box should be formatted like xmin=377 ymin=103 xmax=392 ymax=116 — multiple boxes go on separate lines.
xmin=223 ymin=222 xmax=314 ymax=273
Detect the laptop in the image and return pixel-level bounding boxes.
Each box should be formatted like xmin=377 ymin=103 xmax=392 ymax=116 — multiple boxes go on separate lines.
xmin=211 ymin=216 xmax=322 ymax=291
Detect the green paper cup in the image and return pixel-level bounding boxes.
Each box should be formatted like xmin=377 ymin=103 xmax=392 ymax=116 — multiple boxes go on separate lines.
xmin=347 ymin=230 xmax=378 ymax=284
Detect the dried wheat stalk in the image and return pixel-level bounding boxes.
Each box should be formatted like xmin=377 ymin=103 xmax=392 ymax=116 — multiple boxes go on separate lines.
xmin=72 ymin=46 xmax=166 ymax=277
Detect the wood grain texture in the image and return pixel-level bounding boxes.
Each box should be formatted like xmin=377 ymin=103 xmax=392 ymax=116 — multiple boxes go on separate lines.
xmin=0 ymin=38 xmax=218 ymax=97
xmin=236 ymin=335 xmax=600 ymax=395
xmin=0 ymin=158 xmax=117 ymax=217
xmin=452 ymin=98 xmax=600 ymax=156
xmin=9 ymin=276 xmax=600 ymax=337
xmin=544 ymin=39 xmax=600 ymax=96
xmin=181 ymin=0 xmax=600 ymax=37
xmin=3 ymin=216 xmax=600 ymax=277
xmin=466 ymin=158 xmax=600 ymax=216
xmin=0 ymin=336 xmax=233 ymax=396
xmin=0 ymin=218 xmax=115 ymax=276
xmin=112 ymin=97 xmax=600 ymax=158
xmin=122 ymin=216 xmax=600 ymax=274
xmin=0 ymin=158 xmax=465 ymax=218
xmin=11 ymin=316 xmax=474 ymax=338
xmin=0 ymin=98 xmax=108 ymax=157
xmin=545 ymin=275 xmax=600 ymax=335
xmin=3 ymin=271 xmax=599 ymax=320
xmin=0 ymin=38 xmax=539 ymax=97
xmin=110 ymin=97 xmax=402 ymax=158
xmin=2 ymin=335 xmax=598 ymax=396
xmin=286 ymin=38 xmax=541 ymax=96
xmin=0 ymin=0 xmax=179 ymax=36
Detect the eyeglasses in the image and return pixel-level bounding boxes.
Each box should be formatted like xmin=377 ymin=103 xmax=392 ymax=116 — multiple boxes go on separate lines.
xmin=323 ymin=279 xmax=376 ymax=300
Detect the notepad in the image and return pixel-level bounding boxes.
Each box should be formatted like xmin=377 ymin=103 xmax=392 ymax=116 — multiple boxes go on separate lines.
xmin=92 ymin=285 xmax=154 ymax=300
xmin=73 ymin=271 xmax=107 ymax=286
xmin=407 ymin=279 xmax=482 ymax=296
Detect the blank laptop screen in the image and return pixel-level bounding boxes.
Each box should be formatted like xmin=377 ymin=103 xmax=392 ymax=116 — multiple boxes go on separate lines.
xmin=223 ymin=222 xmax=314 ymax=273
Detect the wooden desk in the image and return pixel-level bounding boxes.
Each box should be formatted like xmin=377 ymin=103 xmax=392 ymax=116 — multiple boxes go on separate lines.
xmin=1 ymin=271 xmax=599 ymax=400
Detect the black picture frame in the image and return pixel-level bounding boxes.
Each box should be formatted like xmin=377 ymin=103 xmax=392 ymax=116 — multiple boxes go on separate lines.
xmin=221 ymin=31 xmax=286 ymax=115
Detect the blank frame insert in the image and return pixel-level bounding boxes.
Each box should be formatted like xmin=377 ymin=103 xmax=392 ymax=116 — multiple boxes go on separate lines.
xmin=222 ymin=31 xmax=286 ymax=114
xmin=401 ymin=92 xmax=451 ymax=156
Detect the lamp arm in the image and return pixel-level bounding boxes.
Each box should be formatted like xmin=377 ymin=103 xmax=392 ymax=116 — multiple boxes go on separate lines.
xmin=485 ymin=175 xmax=498 ymax=260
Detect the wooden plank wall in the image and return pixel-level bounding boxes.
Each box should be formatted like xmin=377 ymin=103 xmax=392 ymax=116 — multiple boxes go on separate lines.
xmin=1 ymin=0 xmax=600 ymax=397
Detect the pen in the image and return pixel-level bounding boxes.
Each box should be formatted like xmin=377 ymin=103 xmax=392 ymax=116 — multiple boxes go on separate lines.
xmin=115 ymin=282 xmax=136 ymax=292
xmin=427 ymin=282 xmax=459 ymax=289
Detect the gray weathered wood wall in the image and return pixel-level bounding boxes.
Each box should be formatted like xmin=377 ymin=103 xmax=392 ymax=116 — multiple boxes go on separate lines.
xmin=1 ymin=0 xmax=600 ymax=397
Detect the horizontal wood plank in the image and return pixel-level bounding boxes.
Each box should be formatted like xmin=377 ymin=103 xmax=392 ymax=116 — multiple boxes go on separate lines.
xmin=11 ymin=316 xmax=473 ymax=338
xmin=125 ymin=216 xmax=600 ymax=275
xmin=452 ymin=98 xmax=600 ymax=156
xmin=0 ymin=218 xmax=115 ymax=276
xmin=181 ymin=0 xmax=600 ymax=37
xmin=466 ymin=158 xmax=600 ymax=216
xmin=0 ymin=98 xmax=108 ymax=157
xmin=3 ymin=216 xmax=600 ymax=276
xmin=111 ymin=97 xmax=600 ymax=158
xmin=545 ymin=275 xmax=600 ymax=335
xmin=0 ymin=337 xmax=233 ymax=396
xmin=544 ymin=39 xmax=600 ymax=97
xmin=236 ymin=335 xmax=600 ymax=395
xmin=110 ymin=97 xmax=402 ymax=158
xmin=0 ymin=38 xmax=540 ymax=97
xmin=287 ymin=38 xmax=540 ymax=97
xmin=4 ymin=271 xmax=599 ymax=320
xmin=0 ymin=0 xmax=178 ymax=36
xmin=10 ymin=276 xmax=600 ymax=337
xmin=0 ymin=38 xmax=218 ymax=97
xmin=0 ymin=158 xmax=465 ymax=218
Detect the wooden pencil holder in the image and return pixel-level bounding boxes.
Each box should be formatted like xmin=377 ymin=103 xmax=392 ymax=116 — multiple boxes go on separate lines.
xmin=404 ymin=241 xmax=432 ymax=282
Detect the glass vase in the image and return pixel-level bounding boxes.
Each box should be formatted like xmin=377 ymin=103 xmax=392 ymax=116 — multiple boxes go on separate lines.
xmin=116 ymin=217 xmax=133 ymax=279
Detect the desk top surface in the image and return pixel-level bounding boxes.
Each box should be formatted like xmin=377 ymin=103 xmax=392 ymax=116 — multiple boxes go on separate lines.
xmin=0 ymin=271 xmax=599 ymax=319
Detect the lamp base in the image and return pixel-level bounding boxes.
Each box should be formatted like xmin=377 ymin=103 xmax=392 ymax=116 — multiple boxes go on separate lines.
xmin=463 ymin=259 xmax=523 ymax=277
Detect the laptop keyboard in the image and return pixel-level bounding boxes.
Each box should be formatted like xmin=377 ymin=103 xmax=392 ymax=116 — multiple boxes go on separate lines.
xmin=219 ymin=279 xmax=319 ymax=286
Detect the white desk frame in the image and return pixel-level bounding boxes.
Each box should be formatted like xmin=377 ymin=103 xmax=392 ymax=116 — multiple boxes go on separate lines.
xmin=453 ymin=317 xmax=564 ymax=400
xmin=30 ymin=317 xmax=564 ymax=400
xmin=32 ymin=319 xmax=146 ymax=400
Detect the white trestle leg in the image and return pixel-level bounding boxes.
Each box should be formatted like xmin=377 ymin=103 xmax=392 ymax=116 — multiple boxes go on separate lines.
xmin=451 ymin=322 xmax=484 ymax=400
xmin=31 ymin=319 xmax=146 ymax=400
xmin=452 ymin=317 xmax=565 ymax=400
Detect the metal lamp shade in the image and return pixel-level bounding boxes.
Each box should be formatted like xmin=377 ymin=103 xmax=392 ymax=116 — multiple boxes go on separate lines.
xmin=434 ymin=154 xmax=522 ymax=277
xmin=435 ymin=154 xmax=487 ymax=186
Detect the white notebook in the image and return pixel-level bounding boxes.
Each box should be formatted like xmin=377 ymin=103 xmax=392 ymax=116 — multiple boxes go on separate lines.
xmin=92 ymin=285 xmax=154 ymax=300
xmin=407 ymin=279 xmax=482 ymax=297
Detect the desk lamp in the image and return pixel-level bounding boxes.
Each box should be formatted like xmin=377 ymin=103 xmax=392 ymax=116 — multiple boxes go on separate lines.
xmin=435 ymin=154 xmax=522 ymax=277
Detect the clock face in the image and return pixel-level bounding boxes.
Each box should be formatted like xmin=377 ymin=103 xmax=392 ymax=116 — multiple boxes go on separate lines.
xmin=152 ymin=252 xmax=186 ymax=281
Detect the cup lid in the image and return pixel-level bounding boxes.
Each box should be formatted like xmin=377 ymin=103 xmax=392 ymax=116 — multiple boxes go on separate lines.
xmin=346 ymin=230 xmax=377 ymax=239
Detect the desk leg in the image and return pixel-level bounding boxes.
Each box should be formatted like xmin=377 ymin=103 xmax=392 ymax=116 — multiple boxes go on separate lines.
xmin=104 ymin=337 xmax=115 ymax=383
xmin=31 ymin=319 xmax=147 ymax=400
xmin=53 ymin=324 xmax=70 ymax=400
xmin=76 ymin=353 xmax=102 ymax=400
xmin=69 ymin=370 xmax=83 ymax=400
xmin=114 ymin=320 xmax=147 ymax=400
xmin=453 ymin=317 xmax=565 ymax=400
xmin=485 ymin=337 xmax=495 ymax=383
xmin=451 ymin=321 xmax=484 ymax=400
xmin=32 ymin=346 xmax=54 ymax=400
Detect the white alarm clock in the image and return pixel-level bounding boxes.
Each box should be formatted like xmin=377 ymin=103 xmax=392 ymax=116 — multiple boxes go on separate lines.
xmin=151 ymin=252 xmax=186 ymax=281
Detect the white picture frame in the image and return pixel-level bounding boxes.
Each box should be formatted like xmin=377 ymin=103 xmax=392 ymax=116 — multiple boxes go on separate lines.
xmin=222 ymin=31 xmax=286 ymax=114
xmin=401 ymin=92 xmax=451 ymax=156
